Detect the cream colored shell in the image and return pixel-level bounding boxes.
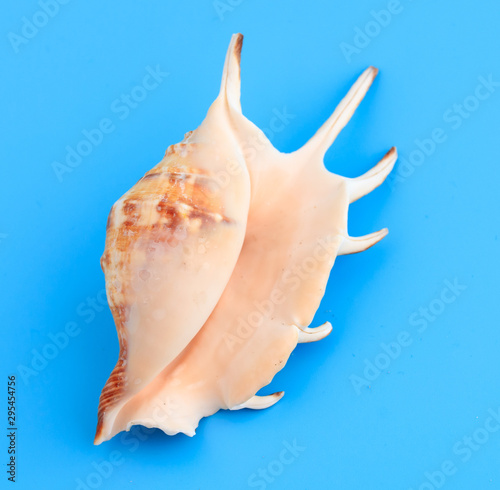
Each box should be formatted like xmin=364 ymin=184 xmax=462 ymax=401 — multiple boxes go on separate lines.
xmin=94 ymin=34 xmax=396 ymax=444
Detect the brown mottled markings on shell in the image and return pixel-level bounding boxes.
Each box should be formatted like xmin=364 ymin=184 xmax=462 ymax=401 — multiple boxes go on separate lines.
xmin=156 ymin=198 xmax=185 ymax=231
xmin=164 ymin=142 xmax=195 ymax=157
xmin=142 ymin=171 xmax=213 ymax=181
xmin=120 ymin=198 xmax=142 ymax=229
xmin=95 ymin=303 xmax=128 ymax=442
xmin=104 ymin=170 xmax=233 ymax=257
xmin=142 ymin=169 xmax=233 ymax=226
xmin=122 ymin=199 xmax=138 ymax=216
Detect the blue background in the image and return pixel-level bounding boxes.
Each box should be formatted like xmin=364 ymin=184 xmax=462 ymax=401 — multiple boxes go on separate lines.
xmin=2 ymin=1 xmax=500 ymax=489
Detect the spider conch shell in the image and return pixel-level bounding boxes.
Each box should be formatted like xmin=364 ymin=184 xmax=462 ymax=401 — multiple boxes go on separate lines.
xmin=94 ymin=34 xmax=397 ymax=443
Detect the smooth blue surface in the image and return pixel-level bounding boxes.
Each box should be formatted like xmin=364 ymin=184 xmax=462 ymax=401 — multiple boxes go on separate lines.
xmin=2 ymin=1 xmax=500 ymax=489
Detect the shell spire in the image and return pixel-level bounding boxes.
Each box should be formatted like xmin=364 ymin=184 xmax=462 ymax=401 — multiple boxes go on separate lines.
xmin=219 ymin=33 xmax=243 ymax=111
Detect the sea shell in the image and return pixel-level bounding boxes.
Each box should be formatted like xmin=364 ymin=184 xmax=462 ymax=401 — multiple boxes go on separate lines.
xmin=94 ymin=34 xmax=396 ymax=443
